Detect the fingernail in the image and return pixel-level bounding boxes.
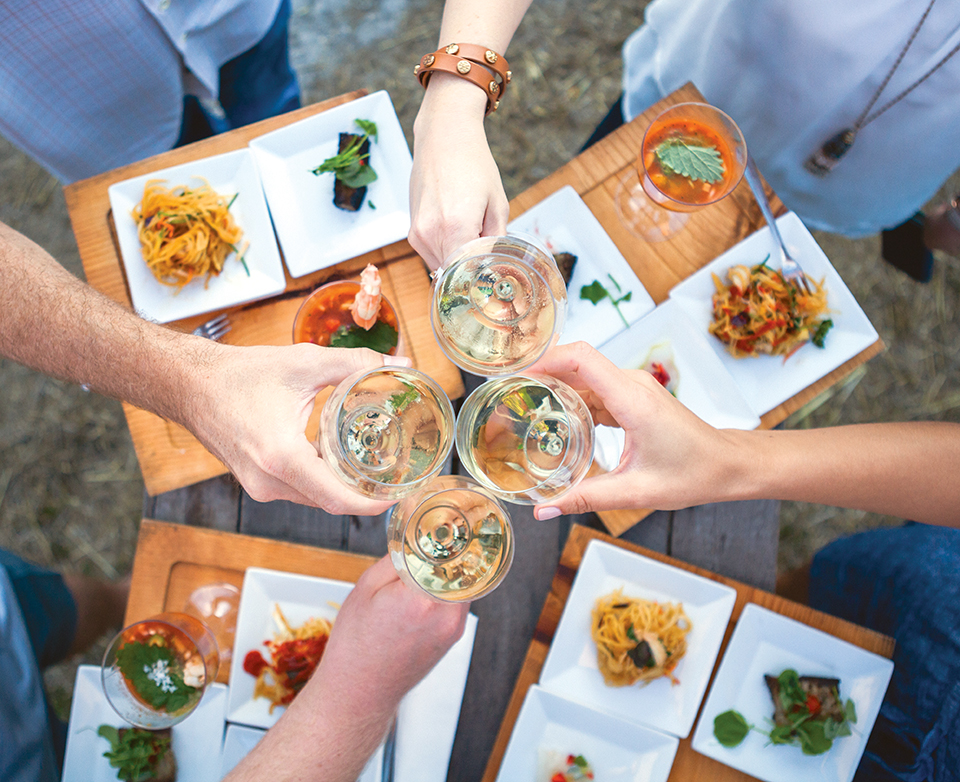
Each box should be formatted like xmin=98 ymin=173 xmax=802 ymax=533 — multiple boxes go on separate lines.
xmin=383 ymin=355 xmax=413 ymax=367
xmin=536 ymin=507 xmax=562 ymax=521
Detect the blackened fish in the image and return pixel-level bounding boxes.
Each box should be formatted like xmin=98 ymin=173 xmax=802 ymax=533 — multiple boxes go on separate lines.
xmin=333 ymin=132 xmax=370 ymax=212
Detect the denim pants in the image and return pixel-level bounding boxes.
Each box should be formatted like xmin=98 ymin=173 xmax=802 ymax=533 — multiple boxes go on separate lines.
xmin=810 ymin=523 xmax=960 ymax=781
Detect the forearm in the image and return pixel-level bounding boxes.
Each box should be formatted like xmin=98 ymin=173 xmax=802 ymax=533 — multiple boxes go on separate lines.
xmin=0 ymin=220 xmax=215 ymax=425
xmin=732 ymin=422 xmax=960 ymax=526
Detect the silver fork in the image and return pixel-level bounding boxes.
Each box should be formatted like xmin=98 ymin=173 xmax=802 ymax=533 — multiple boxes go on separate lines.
xmin=191 ymin=312 xmax=232 ymax=341
xmin=742 ymin=156 xmax=812 ymax=293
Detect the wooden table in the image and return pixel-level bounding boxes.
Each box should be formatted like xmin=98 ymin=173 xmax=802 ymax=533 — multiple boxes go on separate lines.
xmin=65 ymin=84 xmax=886 ymax=781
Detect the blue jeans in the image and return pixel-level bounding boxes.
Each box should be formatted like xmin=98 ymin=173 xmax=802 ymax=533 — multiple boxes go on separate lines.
xmin=176 ymin=0 xmax=301 ymax=146
xmin=810 ymin=523 xmax=960 ymax=781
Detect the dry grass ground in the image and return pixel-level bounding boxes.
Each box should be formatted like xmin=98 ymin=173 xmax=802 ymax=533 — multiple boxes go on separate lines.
xmin=2 ymin=0 xmax=958 ymax=720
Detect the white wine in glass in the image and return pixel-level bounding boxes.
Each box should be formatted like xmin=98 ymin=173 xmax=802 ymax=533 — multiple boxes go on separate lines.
xmin=387 ymin=475 xmax=514 ymax=602
xmin=456 ymin=375 xmax=594 ymax=505
xmin=431 ymin=234 xmax=567 ymax=375
xmin=317 ymin=367 xmax=455 ymax=500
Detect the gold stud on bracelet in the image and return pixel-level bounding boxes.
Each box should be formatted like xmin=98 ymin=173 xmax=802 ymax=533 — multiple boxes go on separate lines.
xmin=457 ymin=60 xmax=471 ymax=74
xmin=424 ymin=54 xmax=435 ymax=67
xmin=414 ymin=64 xmax=421 ymax=75
xmin=505 ymin=70 xmax=512 ymax=83
xmin=489 ymin=80 xmax=499 ymax=94
xmin=445 ymin=43 xmax=460 ymax=55
xmin=493 ymin=100 xmax=500 ymax=111
xmin=485 ymin=50 xmax=498 ymax=64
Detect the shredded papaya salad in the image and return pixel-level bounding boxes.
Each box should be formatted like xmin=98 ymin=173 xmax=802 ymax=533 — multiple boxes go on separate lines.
xmin=708 ymin=257 xmax=832 ymax=359
xmin=132 ymin=178 xmax=248 ymax=290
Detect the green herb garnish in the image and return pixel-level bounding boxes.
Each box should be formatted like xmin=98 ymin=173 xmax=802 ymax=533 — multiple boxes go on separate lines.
xmin=115 ymin=640 xmax=197 ymax=713
xmin=656 ymin=139 xmax=725 ymax=184
xmin=712 ymin=669 xmax=857 ymax=756
xmin=812 ymin=319 xmax=834 ymax=348
xmin=389 ymin=382 xmax=420 ymax=414
xmin=98 ymin=725 xmax=173 ymax=782
xmin=310 ymin=119 xmax=379 ymax=189
xmin=580 ymin=274 xmax=633 ymax=328
xmin=328 ymin=319 xmax=398 ymax=354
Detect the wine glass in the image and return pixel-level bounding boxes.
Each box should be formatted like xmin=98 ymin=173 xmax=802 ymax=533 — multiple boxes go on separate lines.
xmin=614 ymin=102 xmax=747 ymax=242
xmin=101 ymin=612 xmax=219 ymax=729
xmin=456 ymin=374 xmax=595 ymax=505
xmin=293 ymin=278 xmax=403 ymax=356
xmin=386 ymin=475 xmax=514 ymax=602
xmin=316 ymin=366 xmax=455 ymax=500
xmin=430 ymin=233 xmax=568 ymax=376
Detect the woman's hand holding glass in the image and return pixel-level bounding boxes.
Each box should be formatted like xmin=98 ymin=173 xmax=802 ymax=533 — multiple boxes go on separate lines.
xmin=527 ymin=342 xmax=742 ymax=519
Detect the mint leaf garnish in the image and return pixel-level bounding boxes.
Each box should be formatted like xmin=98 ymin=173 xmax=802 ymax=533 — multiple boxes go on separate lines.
xmin=329 ymin=320 xmax=398 ymax=354
xmin=115 ymin=640 xmax=197 ymax=713
xmin=656 ymin=140 xmax=725 ymax=183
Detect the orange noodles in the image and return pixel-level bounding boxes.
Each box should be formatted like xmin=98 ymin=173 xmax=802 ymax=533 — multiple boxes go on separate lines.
xmin=709 ymin=259 xmax=832 ymax=359
xmin=133 ymin=178 xmax=248 ymax=290
xmin=591 ymin=587 xmax=691 ymax=687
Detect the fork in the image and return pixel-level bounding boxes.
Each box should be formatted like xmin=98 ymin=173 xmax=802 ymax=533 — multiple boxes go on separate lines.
xmin=191 ymin=312 xmax=232 ymax=341
xmin=742 ymin=156 xmax=812 ymax=293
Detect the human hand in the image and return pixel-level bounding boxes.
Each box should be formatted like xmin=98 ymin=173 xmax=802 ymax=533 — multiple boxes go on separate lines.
xmin=526 ymin=342 xmax=741 ymax=518
xmin=409 ymin=74 xmax=509 ymax=270
xmin=182 ymin=342 xmax=411 ymax=514
xmin=923 ymin=200 xmax=960 ymax=258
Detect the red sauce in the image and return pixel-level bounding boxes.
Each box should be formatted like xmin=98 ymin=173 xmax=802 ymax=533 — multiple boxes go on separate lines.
xmin=243 ymin=649 xmax=269 ymax=678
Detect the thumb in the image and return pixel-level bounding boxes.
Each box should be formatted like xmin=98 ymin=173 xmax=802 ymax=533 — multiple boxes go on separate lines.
xmin=534 ymin=471 xmax=644 ymax=520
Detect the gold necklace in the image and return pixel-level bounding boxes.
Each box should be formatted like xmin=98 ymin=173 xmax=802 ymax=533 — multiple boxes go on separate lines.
xmin=805 ymin=0 xmax=960 ymax=176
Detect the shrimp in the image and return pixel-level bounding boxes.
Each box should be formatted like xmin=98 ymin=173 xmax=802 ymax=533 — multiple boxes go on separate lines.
xmin=350 ymin=263 xmax=382 ymax=330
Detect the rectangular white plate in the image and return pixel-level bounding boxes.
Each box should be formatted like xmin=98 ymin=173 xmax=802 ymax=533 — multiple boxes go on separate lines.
xmin=107 ymin=148 xmax=286 ymax=323
xmin=539 ymin=540 xmax=736 ymax=738
xmin=249 ymin=90 xmax=412 ymax=277
xmin=691 ymin=603 xmax=894 ymax=782
xmin=62 ymin=665 xmax=227 ymax=782
xmin=496 ymin=685 xmax=679 ymax=782
xmin=598 ymin=298 xmax=761 ymax=431
xmin=218 ymin=723 xmax=384 ymax=782
xmin=669 ymin=212 xmax=879 ymax=415
xmin=226 ymin=567 xmax=477 ymax=782
xmin=508 ymin=185 xmax=656 ymax=347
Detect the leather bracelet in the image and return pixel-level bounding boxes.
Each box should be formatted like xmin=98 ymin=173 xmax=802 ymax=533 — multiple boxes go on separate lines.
xmin=948 ymin=193 xmax=960 ymax=233
xmin=415 ymin=43 xmax=511 ymax=116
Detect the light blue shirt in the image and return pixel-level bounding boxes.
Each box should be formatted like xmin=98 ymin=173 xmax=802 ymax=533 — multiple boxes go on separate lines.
xmin=0 ymin=569 xmax=58 ymax=782
xmin=0 ymin=0 xmax=281 ymax=183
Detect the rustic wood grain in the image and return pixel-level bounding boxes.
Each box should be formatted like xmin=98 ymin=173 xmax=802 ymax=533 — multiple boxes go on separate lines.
xmin=480 ymin=524 xmax=895 ymax=782
xmin=64 ymin=90 xmax=464 ymax=496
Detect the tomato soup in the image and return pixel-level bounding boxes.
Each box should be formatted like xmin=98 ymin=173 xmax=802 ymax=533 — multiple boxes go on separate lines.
xmin=293 ymin=280 xmax=399 ymax=354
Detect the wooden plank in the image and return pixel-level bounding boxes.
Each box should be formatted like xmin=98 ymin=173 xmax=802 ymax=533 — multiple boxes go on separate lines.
xmin=480 ymin=524 xmax=895 ymax=782
xmin=670 ymin=500 xmax=780 ymax=591
xmin=239 ymin=496 xmax=347 ymax=549
xmin=347 ymin=514 xmax=390 ymax=557
xmin=614 ymin=508 xmax=672 ymax=552
xmin=142 ymin=474 xmax=241 ymax=532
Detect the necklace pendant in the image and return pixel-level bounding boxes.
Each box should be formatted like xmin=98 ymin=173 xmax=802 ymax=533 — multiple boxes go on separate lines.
xmin=804 ymin=129 xmax=857 ymax=177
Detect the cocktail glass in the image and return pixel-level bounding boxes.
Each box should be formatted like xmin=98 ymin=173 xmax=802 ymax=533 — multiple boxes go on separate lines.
xmin=316 ymin=366 xmax=456 ymax=500
xmin=293 ymin=278 xmax=403 ymax=356
xmin=456 ymin=374 xmax=595 ymax=505
xmin=101 ymin=612 xmax=219 ymax=729
xmin=386 ymin=475 xmax=514 ymax=602
xmin=614 ymin=102 xmax=747 ymax=242
xmin=431 ymin=233 xmax=568 ymax=376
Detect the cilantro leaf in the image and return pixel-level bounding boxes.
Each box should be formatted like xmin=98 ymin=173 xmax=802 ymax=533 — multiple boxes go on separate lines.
xmin=796 ymin=720 xmax=833 ymax=755
xmin=310 ymin=118 xmax=378 ymax=188
xmin=354 ymin=118 xmax=378 ymax=141
xmin=329 ymin=320 xmax=398 ymax=354
xmin=580 ymin=280 xmax=608 ymax=305
xmin=98 ymin=724 xmax=172 ymax=782
xmin=115 ymin=640 xmax=198 ymax=713
xmin=389 ymin=383 xmax=420 ymax=414
xmin=713 ymin=709 xmax=751 ymax=748
xmin=656 ymin=140 xmax=725 ymax=183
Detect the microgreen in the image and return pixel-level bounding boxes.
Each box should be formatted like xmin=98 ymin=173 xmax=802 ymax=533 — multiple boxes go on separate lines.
xmin=115 ymin=640 xmax=197 ymax=713
xmin=580 ymin=274 xmax=633 ymax=328
xmin=656 ymin=139 xmax=725 ymax=183
xmin=388 ymin=383 xmax=421 ymax=414
xmin=310 ymin=118 xmax=379 ymax=189
xmin=98 ymin=724 xmax=172 ymax=782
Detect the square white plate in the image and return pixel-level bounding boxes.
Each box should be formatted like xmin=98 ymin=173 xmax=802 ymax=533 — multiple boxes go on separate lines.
xmin=507 ymin=185 xmax=656 ymax=348
xmin=669 ymin=212 xmax=879 ymax=415
xmin=226 ymin=567 xmax=477 ymax=782
xmin=496 ymin=685 xmax=679 ymax=782
xmin=598 ymin=299 xmax=761 ymax=431
xmin=249 ymin=90 xmax=412 ymax=277
xmin=62 ymin=665 xmax=227 ymax=782
xmin=539 ymin=540 xmax=736 ymax=738
xmin=691 ymin=603 xmax=894 ymax=782
xmin=218 ymin=723 xmax=384 ymax=782
xmin=107 ymin=148 xmax=286 ymax=323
